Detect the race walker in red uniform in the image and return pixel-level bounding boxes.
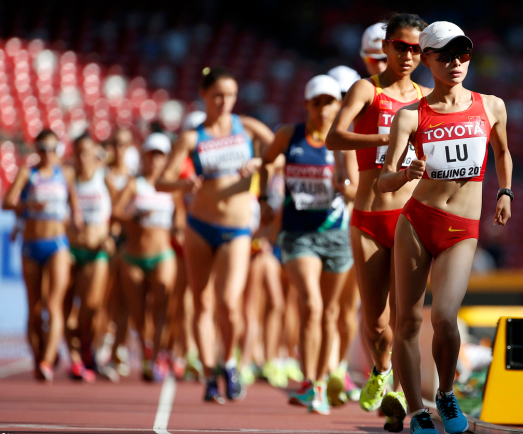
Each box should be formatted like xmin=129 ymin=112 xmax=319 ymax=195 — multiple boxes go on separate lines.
xmin=379 ymin=21 xmax=512 ymax=434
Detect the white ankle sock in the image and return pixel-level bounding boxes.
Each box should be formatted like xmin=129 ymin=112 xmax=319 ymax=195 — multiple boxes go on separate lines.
xmin=225 ymin=357 xmax=237 ymax=370
xmin=410 ymin=408 xmax=428 ymax=418
xmin=376 ymin=363 xmax=392 ymax=376
xmin=438 ymin=389 xmax=454 ymax=397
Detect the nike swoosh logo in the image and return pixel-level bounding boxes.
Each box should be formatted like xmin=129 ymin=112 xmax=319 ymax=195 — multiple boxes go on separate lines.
xmin=449 ymin=227 xmax=465 ymax=232
xmin=430 ymin=122 xmax=445 ymax=128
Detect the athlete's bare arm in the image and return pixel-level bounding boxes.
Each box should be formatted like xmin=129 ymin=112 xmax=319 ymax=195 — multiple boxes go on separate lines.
xmin=112 ymin=178 xmax=138 ymax=222
xmin=240 ymin=116 xmax=275 ymax=151
xmin=257 ymin=123 xmax=294 ymax=224
xmin=326 ymin=79 xmax=389 ymax=151
xmin=3 ymin=166 xmax=30 ymax=212
xmin=378 ymin=105 xmax=422 ymax=193
xmin=63 ymin=165 xmax=83 ymax=230
xmin=483 ymin=94 xmax=512 ymax=226
xmin=156 ymin=130 xmax=201 ymax=193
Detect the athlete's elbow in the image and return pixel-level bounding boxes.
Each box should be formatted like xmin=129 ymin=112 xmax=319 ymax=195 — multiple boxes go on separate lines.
xmin=325 ymin=130 xmax=337 ymax=150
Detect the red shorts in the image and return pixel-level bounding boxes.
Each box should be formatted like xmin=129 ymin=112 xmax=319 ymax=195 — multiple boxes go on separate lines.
xmin=401 ymin=198 xmax=479 ymax=257
xmin=351 ymin=208 xmax=402 ymax=250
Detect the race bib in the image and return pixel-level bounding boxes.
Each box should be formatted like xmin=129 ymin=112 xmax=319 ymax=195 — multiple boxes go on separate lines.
xmin=79 ymin=193 xmax=108 ymax=225
xmin=32 ymin=183 xmax=68 ymax=218
xmin=285 ymin=164 xmax=335 ymax=210
xmin=197 ymin=134 xmax=251 ymax=177
xmin=421 ymin=122 xmax=487 ymax=180
xmin=134 ymin=192 xmax=174 ymax=229
xmin=376 ymin=112 xmax=416 ymax=166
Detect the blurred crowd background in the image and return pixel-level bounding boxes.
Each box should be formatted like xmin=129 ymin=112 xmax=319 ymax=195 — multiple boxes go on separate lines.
xmin=0 ymin=0 xmax=521 ymax=268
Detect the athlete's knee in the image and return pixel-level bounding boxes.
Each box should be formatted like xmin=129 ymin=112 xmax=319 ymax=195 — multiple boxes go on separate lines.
xmin=396 ymin=314 xmax=423 ymax=339
xmin=322 ymin=303 xmax=340 ymax=325
xmin=431 ymin=315 xmax=458 ymax=337
xmin=303 ymin=298 xmax=323 ymax=322
xmin=365 ymin=315 xmax=390 ymax=338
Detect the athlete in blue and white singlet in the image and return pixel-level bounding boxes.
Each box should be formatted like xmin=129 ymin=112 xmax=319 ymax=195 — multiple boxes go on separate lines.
xmin=157 ymin=67 xmax=274 ymax=403
xmin=4 ymin=130 xmax=81 ymax=382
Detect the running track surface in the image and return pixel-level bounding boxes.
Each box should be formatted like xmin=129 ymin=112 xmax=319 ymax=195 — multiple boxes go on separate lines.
xmin=0 ymin=360 xmax=446 ymax=434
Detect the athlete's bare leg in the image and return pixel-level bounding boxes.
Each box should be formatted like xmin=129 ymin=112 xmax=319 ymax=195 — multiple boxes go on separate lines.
xmin=263 ymin=252 xmax=285 ymax=361
xmin=430 ymin=238 xmax=476 ymax=394
xmin=214 ymin=236 xmax=252 ymax=363
xmin=284 ymin=256 xmax=323 ymax=381
xmin=351 ymin=226 xmax=393 ymax=373
xmin=43 ymin=250 xmax=71 ymax=365
xmin=184 ymin=226 xmax=216 ymax=376
xmin=338 ymin=265 xmax=359 ymax=364
xmin=393 ymin=215 xmax=434 ymax=412
xmin=120 ymin=261 xmax=147 ymax=350
xmin=316 ymin=270 xmax=348 ymax=380
xmin=22 ymin=258 xmax=44 ymax=366
xmin=148 ymin=257 xmax=176 ymax=361
xmin=240 ymin=252 xmax=263 ymax=370
xmin=77 ymin=260 xmax=109 ymax=363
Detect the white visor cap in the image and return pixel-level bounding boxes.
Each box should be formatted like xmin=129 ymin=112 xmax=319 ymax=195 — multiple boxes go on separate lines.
xmin=182 ymin=110 xmax=207 ymax=132
xmin=361 ymin=22 xmax=387 ymax=58
xmin=142 ymin=132 xmax=171 ymax=154
xmin=304 ymin=75 xmax=342 ymax=101
xmin=327 ymin=66 xmax=361 ymax=93
xmin=419 ymin=21 xmax=473 ymax=52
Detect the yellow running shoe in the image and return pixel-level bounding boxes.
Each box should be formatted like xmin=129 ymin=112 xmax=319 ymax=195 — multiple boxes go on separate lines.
xmin=359 ymin=367 xmax=392 ymax=412
xmin=381 ymin=391 xmax=407 ymax=432
xmin=327 ymin=373 xmax=348 ymax=407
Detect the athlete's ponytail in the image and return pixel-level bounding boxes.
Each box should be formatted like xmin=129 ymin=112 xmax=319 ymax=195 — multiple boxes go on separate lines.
xmin=200 ymin=66 xmax=236 ymax=90
xmin=385 ymin=13 xmax=427 ymax=39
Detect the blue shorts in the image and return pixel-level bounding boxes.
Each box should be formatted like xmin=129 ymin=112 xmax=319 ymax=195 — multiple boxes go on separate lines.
xmin=22 ymin=235 xmax=70 ymax=265
xmin=187 ymin=215 xmax=250 ymax=249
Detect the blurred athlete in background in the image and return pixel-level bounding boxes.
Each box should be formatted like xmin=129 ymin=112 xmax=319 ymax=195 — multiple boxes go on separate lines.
xmin=65 ymin=133 xmax=113 ymax=383
xmin=3 ymin=130 xmax=81 ymax=381
xmin=261 ymin=75 xmax=355 ymax=415
xmin=157 ymin=67 xmax=274 ymax=403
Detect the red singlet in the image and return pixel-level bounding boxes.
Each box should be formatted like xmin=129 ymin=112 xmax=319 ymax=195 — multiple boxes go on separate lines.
xmin=414 ymin=91 xmax=491 ymax=182
xmin=354 ymin=74 xmax=422 ymax=171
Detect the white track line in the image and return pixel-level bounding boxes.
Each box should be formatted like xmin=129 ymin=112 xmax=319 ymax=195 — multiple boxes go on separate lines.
xmin=153 ymin=374 xmax=176 ymax=434
xmin=0 ymin=358 xmax=33 ymax=379
xmin=2 ymin=425 xmax=379 ymax=433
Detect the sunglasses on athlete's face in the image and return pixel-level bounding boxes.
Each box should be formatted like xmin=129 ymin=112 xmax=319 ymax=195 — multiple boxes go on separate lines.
xmin=424 ymin=49 xmax=472 ymax=64
xmin=385 ymin=39 xmax=422 ymax=55
xmin=363 ymin=56 xmax=387 ymax=65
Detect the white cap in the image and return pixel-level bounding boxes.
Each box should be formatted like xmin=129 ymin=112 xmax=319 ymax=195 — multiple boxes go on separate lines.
xmin=142 ymin=132 xmax=171 ymax=154
xmin=419 ymin=21 xmax=473 ymax=52
xmin=304 ymin=75 xmax=342 ymax=101
xmin=361 ymin=23 xmax=387 ymax=59
xmin=327 ymin=66 xmax=361 ymax=93
xmin=182 ymin=110 xmax=207 ymax=131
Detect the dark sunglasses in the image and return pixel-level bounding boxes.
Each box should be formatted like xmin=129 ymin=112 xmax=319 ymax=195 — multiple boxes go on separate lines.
xmin=385 ymin=39 xmax=421 ymax=54
xmin=424 ymin=49 xmax=472 ymax=64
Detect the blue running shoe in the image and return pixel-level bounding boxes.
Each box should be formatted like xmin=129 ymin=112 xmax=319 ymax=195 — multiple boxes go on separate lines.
xmin=223 ymin=366 xmax=246 ymax=401
xmin=436 ymin=391 xmax=469 ymax=434
xmin=204 ymin=378 xmax=225 ymax=404
xmin=410 ymin=411 xmax=439 ymax=434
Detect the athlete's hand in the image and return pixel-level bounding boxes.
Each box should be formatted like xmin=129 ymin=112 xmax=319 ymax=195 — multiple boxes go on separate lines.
xmin=406 ymin=155 xmax=427 ymax=181
xmin=25 ymin=200 xmax=46 ymax=212
xmin=181 ymin=175 xmax=203 ymax=193
xmin=239 ymin=158 xmax=262 ymax=178
xmin=494 ymin=195 xmax=511 ymax=226
xmin=260 ymin=200 xmax=274 ymax=225
xmin=102 ymin=236 xmax=116 ymax=255
xmin=73 ymin=209 xmax=84 ymax=231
